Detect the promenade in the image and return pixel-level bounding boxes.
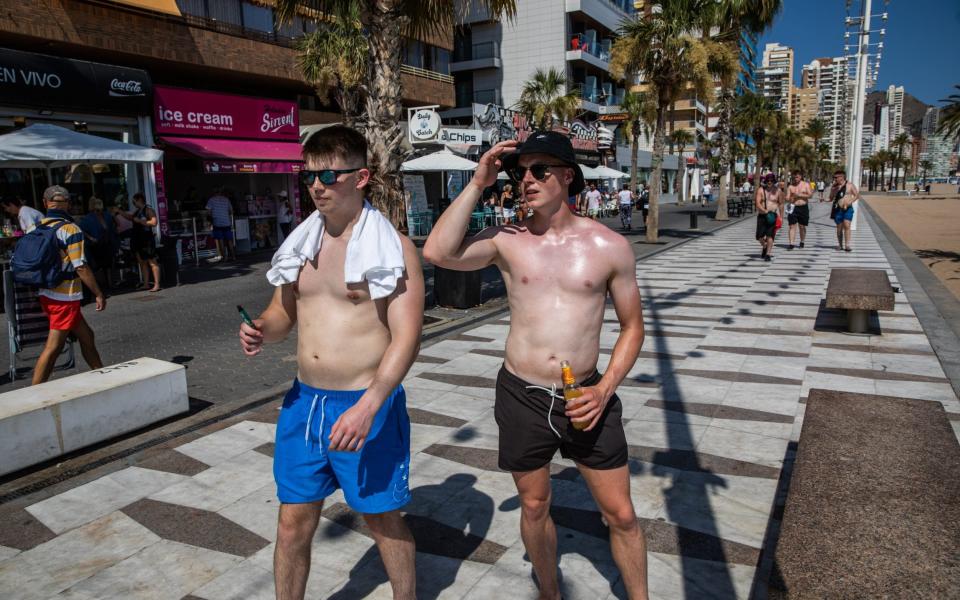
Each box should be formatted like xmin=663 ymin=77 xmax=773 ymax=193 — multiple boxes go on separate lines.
xmin=1 ymin=201 xmax=957 ymax=599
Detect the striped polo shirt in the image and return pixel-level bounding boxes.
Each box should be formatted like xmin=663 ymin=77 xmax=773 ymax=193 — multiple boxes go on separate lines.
xmin=38 ymin=210 xmax=85 ymax=302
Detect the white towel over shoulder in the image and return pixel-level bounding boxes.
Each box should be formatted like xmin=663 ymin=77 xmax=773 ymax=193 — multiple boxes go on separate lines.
xmin=266 ymin=200 xmax=405 ymax=299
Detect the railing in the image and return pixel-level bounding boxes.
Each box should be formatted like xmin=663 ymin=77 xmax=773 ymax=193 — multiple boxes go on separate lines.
xmin=400 ymin=64 xmax=455 ymax=84
xmin=178 ymin=13 xmax=298 ymax=48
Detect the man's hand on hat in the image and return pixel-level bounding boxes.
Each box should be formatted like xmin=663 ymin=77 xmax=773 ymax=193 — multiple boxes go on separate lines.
xmin=472 ymin=140 xmax=518 ymax=190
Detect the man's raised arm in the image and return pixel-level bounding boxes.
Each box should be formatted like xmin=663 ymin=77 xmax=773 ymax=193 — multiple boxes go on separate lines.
xmin=423 ymin=140 xmax=517 ymax=271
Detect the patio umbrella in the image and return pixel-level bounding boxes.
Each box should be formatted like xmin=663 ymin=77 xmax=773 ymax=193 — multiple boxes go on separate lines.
xmin=593 ymin=165 xmax=626 ymax=179
xmin=579 ymin=164 xmax=600 ymax=179
xmin=401 ymin=149 xmax=478 ymax=172
xmin=0 ymin=123 xmax=162 ymax=170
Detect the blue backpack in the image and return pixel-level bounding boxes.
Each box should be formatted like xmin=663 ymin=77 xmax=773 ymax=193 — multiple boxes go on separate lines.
xmin=11 ymin=219 xmax=69 ymax=288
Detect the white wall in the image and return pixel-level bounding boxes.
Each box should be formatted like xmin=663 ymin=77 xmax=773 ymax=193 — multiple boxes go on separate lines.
xmin=500 ymin=0 xmax=567 ymax=109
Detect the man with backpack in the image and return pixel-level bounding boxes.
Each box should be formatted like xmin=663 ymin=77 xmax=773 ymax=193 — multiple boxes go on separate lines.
xmin=14 ymin=185 xmax=106 ymax=385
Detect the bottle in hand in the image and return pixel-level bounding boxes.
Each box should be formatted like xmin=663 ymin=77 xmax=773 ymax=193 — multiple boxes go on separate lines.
xmin=560 ymin=360 xmax=587 ymax=430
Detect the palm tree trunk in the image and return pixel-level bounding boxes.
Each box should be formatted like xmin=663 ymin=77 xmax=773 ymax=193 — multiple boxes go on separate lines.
xmin=630 ymin=128 xmax=640 ymax=198
xmin=753 ymin=135 xmax=764 ymax=191
xmin=366 ymin=1 xmax=407 ymax=227
xmin=647 ymin=106 xmax=667 ymax=243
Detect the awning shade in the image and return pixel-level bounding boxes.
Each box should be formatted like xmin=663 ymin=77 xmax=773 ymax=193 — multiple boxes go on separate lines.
xmin=161 ymin=137 xmax=304 ymax=161
xmin=0 ymin=124 xmax=163 ymax=167
xmin=593 ymin=165 xmax=626 ymax=179
xmin=401 ymin=150 xmax=478 ymax=172
xmin=107 ymin=0 xmax=181 ymax=16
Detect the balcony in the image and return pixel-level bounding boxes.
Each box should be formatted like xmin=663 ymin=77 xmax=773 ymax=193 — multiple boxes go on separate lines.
xmin=565 ymin=0 xmax=634 ymax=32
xmin=400 ymin=64 xmax=455 ymax=85
xmin=672 ymin=98 xmax=707 ymax=114
xmin=576 ymin=85 xmax=624 ymax=115
xmin=450 ymin=42 xmax=502 ymax=72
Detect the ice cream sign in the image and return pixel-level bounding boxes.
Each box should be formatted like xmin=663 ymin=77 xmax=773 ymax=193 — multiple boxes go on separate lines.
xmin=154 ymin=85 xmax=299 ymax=140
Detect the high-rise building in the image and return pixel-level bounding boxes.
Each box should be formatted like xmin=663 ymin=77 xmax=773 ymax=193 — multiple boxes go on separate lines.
xmin=886 ymin=84 xmax=905 ymax=137
xmin=802 ymin=57 xmax=849 ymax=163
xmin=757 ymin=43 xmax=793 ymax=113
xmin=790 ymin=86 xmax=819 ymax=132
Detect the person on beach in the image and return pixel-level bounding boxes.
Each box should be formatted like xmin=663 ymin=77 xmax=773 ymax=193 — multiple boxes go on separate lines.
xmin=755 ymin=173 xmax=783 ymax=262
xmin=786 ymin=170 xmax=812 ymax=250
xmin=424 ymin=131 xmax=649 ymax=600
xmin=239 ymin=126 xmax=423 ymax=600
xmin=831 ymin=170 xmax=860 ymax=252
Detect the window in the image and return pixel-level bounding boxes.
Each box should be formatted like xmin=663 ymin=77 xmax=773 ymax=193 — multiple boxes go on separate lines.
xmin=276 ymin=15 xmax=304 ymax=38
xmin=405 ymin=40 xmax=424 ymax=69
xmin=208 ymin=0 xmax=242 ymax=25
xmin=242 ymin=1 xmax=274 ymax=33
xmin=175 ymin=0 xmax=206 ymax=16
xmin=431 ymin=47 xmax=450 ymax=75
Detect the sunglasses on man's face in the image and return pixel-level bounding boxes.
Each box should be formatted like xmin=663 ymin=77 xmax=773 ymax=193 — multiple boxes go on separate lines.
xmin=300 ymin=168 xmax=364 ymax=186
xmin=508 ymin=164 xmax=567 ymax=182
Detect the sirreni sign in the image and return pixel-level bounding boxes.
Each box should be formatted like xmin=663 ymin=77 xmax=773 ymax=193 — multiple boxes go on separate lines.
xmin=0 ymin=48 xmax=152 ymax=115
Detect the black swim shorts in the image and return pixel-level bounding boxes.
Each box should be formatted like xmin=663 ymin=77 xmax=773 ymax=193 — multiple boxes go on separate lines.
xmin=494 ymin=366 xmax=628 ymax=472
xmin=787 ymin=204 xmax=809 ymax=226
xmin=756 ymin=213 xmax=777 ymax=240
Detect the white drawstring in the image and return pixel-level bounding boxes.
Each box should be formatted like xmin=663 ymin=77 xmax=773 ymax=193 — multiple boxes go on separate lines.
xmin=525 ymin=384 xmax=563 ymax=439
xmin=304 ymin=394 xmax=328 ymax=452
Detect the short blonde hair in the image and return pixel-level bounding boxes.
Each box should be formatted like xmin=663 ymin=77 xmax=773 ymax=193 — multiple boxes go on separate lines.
xmin=89 ymin=197 xmax=104 ymax=211
xmin=503 ymin=184 xmax=512 ymax=193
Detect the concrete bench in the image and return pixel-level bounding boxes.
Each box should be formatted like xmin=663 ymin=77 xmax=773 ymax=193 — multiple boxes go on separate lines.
xmin=769 ymin=389 xmax=960 ymax=598
xmin=825 ymin=268 xmax=895 ymax=333
xmin=0 ymin=357 xmax=188 ymax=476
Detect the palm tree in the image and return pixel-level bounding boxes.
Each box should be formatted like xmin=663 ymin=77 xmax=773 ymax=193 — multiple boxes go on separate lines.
xmin=874 ymin=149 xmax=894 ymax=190
xmin=919 ymin=159 xmax=933 ymax=182
xmin=513 ymin=67 xmax=581 ymax=130
xmin=891 ymin=132 xmax=910 ymax=190
xmin=275 ymin=0 xmax=518 ymax=225
xmin=803 ymin=118 xmax=828 ymax=180
xmin=732 ymin=91 xmax=776 ymax=189
xmin=696 ymin=0 xmax=782 ymax=220
xmin=610 ymin=1 xmax=717 ymax=243
xmin=936 ymin=84 xmax=960 ymax=139
xmin=620 ymin=91 xmax=657 ymax=199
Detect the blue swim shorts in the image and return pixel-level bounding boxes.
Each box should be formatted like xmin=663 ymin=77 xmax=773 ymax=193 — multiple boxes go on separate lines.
xmin=273 ymin=379 xmax=411 ymax=513
xmin=834 ymin=205 xmax=855 ymax=223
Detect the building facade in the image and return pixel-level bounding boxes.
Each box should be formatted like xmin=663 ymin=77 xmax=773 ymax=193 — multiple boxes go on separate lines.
xmin=801 ymin=57 xmax=849 ymax=163
xmin=758 ymin=43 xmax=793 ymax=113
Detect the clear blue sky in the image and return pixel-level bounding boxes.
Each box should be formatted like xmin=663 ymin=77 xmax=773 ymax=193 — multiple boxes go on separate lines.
xmin=759 ymin=0 xmax=960 ymax=106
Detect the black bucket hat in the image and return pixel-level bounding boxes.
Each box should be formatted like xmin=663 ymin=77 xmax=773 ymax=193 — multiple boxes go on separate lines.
xmin=501 ymin=131 xmax=585 ymax=196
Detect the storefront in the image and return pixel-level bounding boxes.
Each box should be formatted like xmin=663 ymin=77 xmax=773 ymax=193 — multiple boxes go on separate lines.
xmin=0 ymin=47 xmax=154 ymax=216
xmin=152 ymin=85 xmax=303 ymax=261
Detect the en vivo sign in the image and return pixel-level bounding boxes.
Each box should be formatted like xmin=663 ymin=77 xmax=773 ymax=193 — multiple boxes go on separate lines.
xmin=154 ymin=86 xmax=299 ymax=141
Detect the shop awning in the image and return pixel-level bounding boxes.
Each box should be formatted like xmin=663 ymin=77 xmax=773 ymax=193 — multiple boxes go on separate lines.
xmin=107 ymin=0 xmax=181 ymax=16
xmin=0 ymin=124 xmax=163 ymax=168
xmin=160 ymin=137 xmax=304 ymax=162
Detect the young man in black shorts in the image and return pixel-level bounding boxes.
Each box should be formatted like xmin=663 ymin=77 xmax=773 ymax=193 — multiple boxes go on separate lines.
xmin=424 ymin=132 xmax=648 ymax=599
xmin=786 ymin=170 xmax=812 ymax=250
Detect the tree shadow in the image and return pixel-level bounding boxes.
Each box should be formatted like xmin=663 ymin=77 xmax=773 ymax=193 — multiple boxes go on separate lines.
xmin=325 ymin=473 xmax=496 ymax=600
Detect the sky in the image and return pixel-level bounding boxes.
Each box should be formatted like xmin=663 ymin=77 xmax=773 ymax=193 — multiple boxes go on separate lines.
xmin=759 ymin=0 xmax=960 ymax=106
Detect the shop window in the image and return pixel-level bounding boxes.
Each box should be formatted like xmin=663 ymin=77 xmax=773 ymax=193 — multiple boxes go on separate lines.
xmin=207 ymin=0 xmax=242 ymax=25
xmin=242 ymin=1 xmax=274 ymax=33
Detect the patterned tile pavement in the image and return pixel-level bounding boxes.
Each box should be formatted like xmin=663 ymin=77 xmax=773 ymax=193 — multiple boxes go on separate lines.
xmin=2 ymin=202 xmax=957 ymax=599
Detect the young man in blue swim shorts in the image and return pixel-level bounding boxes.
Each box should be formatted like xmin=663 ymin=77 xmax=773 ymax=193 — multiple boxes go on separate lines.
xmin=831 ymin=169 xmax=860 ymax=252
xmin=239 ymin=125 xmax=424 ymax=600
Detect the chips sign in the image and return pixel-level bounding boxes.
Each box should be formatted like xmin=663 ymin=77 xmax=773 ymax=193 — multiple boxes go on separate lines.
xmin=409 ymin=108 xmax=442 ymax=143
xmin=439 ymin=128 xmax=481 ymax=146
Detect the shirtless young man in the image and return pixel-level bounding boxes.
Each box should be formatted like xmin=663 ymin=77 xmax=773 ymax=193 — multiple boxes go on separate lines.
xmin=238 ymin=126 xmax=424 ymax=600
xmin=755 ymin=173 xmax=784 ymax=262
xmin=831 ymin=169 xmax=860 ymax=252
xmin=424 ymin=132 xmax=648 ymax=600
xmin=786 ymin=170 xmax=813 ymax=250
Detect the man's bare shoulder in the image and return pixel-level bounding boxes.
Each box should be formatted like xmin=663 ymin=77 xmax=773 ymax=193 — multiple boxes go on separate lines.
xmin=578 ymin=217 xmax=633 ymax=254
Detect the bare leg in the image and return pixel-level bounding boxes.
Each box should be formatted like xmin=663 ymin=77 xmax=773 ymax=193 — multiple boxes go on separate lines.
xmin=799 ymin=224 xmax=806 ymax=245
xmin=512 ymin=467 xmax=560 ymax=600
xmin=364 ymin=511 xmax=416 ymax=600
xmin=137 ymin=258 xmax=149 ymax=288
xmin=275 ymin=502 xmax=323 ymax=600
xmin=836 ymin=222 xmax=844 ymax=249
xmin=788 ymin=224 xmax=797 ymax=246
xmin=843 ymin=220 xmax=853 ymax=250
xmin=70 ymin=316 xmax=103 ymax=370
xmin=578 ymin=465 xmax=648 ymax=600
xmin=148 ymin=259 xmax=161 ymax=290
xmin=31 ymin=329 xmax=69 ymax=385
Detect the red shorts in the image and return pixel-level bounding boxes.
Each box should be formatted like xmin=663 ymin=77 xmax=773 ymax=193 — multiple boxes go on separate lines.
xmin=39 ymin=297 xmax=82 ymax=331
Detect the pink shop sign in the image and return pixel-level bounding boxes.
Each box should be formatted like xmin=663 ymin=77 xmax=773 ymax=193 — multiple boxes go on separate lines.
xmin=154 ymin=85 xmax=299 ymax=140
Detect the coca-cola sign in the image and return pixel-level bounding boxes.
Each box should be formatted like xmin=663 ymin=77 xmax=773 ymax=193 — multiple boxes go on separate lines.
xmin=110 ymin=78 xmax=145 ymax=96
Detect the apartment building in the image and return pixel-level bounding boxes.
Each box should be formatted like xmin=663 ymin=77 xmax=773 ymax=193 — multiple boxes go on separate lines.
xmin=790 ymin=86 xmax=819 ymax=132
xmin=801 ymin=57 xmax=849 ymax=162
xmin=757 ymin=43 xmax=793 ymax=113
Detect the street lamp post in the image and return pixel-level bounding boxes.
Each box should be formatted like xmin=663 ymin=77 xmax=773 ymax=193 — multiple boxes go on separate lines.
xmin=846 ymin=0 xmax=871 ymax=231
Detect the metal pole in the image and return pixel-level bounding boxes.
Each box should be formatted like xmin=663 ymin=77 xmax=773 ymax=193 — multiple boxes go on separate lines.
xmin=192 ymin=217 xmax=199 ymax=267
xmin=847 ymin=0 xmax=872 ymax=231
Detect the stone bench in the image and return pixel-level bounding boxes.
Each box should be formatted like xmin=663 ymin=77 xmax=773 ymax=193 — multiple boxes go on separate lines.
xmin=769 ymin=389 xmax=960 ymax=598
xmin=825 ymin=268 xmax=895 ymax=333
xmin=0 ymin=357 xmax=188 ymax=476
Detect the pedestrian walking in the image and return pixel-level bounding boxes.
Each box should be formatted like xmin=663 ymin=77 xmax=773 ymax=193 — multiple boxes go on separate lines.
xmin=26 ymin=185 xmax=105 ymax=385
xmin=1 ymin=196 xmax=43 ymax=233
xmin=702 ymin=180 xmax=712 ymax=205
xmin=618 ymin=184 xmax=634 ymax=230
xmin=277 ymin=191 xmax=294 ymax=239
xmin=118 ymin=193 xmax=161 ymax=292
xmin=205 ymin=188 xmax=235 ymax=261
xmin=238 ymin=125 xmax=422 ymax=600
xmin=755 ymin=174 xmax=783 ymax=261
xmin=831 ymin=170 xmax=860 ymax=252
xmin=424 ymin=131 xmax=649 ymax=600
xmin=786 ymin=170 xmax=812 ymax=250
xmin=585 ymin=183 xmax=602 ymax=220
xmin=79 ymin=197 xmax=116 ymax=289
xmin=500 ymin=183 xmax=516 ymax=224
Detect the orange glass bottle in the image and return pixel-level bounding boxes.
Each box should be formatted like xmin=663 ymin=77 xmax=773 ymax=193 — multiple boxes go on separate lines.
xmin=560 ymin=360 xmax=587 ymax=430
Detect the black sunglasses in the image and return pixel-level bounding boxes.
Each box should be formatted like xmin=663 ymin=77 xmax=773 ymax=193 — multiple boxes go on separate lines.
xmin=508 ymin=163 xmax=568 ymax=182
xmin=300 ymin=168 xmax=364 ymax=186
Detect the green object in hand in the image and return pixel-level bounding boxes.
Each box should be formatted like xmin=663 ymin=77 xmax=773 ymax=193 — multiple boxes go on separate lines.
xmin=237 ymin=305 xmax=255 ymax=328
